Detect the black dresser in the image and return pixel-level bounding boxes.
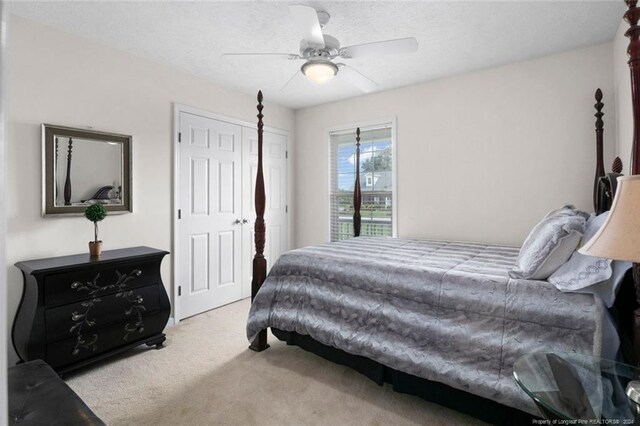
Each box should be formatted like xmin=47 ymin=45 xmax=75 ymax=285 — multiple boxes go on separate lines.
xmin=13 ymin=247 xmax=170 ymax=375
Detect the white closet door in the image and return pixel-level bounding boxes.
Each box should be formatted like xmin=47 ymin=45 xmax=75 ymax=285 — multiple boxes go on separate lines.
xmin=241 ymin=129 xmax=288 ymax=298
xmin=263 ymin=131 xmax=288 ymax=271
xmin=178 ymin=112 xmax=243 ymax=319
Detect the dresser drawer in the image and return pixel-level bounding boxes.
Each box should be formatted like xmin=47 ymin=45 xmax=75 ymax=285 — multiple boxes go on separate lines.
xmin=44 ymin=285 xmax=160 ymax=343
xmin=44 ymin=260 xmax=159 ymax=306
xmin=45 ymin=311 xmax=168 ymax=369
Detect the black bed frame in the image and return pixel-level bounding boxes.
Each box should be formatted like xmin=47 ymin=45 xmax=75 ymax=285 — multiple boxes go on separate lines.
xmin=247 ymin=2 xmax=640 ymax=423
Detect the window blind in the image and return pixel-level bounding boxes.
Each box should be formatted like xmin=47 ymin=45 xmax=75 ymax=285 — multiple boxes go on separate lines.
xmin=329 ymin=125 xmax=393 ymax=242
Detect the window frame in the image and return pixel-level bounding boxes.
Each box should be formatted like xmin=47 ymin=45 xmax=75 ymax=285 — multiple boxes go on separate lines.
xmin=326 ymin=118 xmax=398 ymax=241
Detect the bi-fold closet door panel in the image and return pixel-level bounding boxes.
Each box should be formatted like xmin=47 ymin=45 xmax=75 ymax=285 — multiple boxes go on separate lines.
xmin=179 ymin=111 xmax=288 ymax=318
xmin=178 ymin=112 xmax=243 ymax=319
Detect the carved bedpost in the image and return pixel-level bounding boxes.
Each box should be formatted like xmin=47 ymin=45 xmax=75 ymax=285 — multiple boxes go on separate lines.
xmin=610 ymin=157 xmax=624 ymax=206
xmin=625 ymin=0 xmax=640 ymax=365
xmin=249 ymin=90 xmax=269 ymax=352
xmin=64 ymin=138 xmax=73 ymax=206
xmin=626 ymin=0 xmax=640 ymax=174
xmin=593 ymin=88 xmax=605 ymax=211
xmin=55 ymin=137 xmax=59 ymax=204
xmin=634 ymin=264 xmax=640 ymax=365
xmin=353 ymin=128 xmax=362 ymax=237
xmin=613 ymin=156 xmax=624 ymax=174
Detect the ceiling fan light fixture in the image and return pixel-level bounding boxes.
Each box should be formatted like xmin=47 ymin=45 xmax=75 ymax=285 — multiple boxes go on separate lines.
xmin=301 ymin=60 xmax=338 ymax=83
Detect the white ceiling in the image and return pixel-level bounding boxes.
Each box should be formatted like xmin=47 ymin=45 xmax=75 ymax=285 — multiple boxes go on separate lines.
xmin=8 ymin=1 xmax=626 ymax=109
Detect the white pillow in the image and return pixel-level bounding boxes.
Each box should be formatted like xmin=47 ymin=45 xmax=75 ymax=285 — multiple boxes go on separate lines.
xmin=548 ymin=212 xmax=632 ymax=307
xmin=510 ymin=206 xmax=587 ymax=280
xmin=569 ymin=260 xmax=632 ymax=307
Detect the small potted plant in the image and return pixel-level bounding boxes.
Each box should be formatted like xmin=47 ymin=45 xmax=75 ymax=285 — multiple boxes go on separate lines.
xmin=84 ymin=204 xmax=107 ymax=256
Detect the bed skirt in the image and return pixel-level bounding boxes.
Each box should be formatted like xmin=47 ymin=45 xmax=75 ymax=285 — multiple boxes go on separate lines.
xmin=271 ymin=328 xmax=538 ymax=425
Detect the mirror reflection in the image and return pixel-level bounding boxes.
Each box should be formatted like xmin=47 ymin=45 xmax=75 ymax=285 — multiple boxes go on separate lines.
xmin=54 ymin=137 xmax=124 ymax=206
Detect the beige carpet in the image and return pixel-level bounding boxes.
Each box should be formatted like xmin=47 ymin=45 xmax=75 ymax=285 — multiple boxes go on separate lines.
xmin=66 ymin=299 xmax=486 ymax=425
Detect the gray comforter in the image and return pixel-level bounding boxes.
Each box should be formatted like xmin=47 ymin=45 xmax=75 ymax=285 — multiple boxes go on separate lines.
xmin=247 ymin=237 xmax=605 ymax=415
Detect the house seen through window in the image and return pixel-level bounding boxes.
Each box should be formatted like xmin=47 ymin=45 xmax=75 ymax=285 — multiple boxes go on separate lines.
xmin=329 ymin=124 xmax=394 ymax=242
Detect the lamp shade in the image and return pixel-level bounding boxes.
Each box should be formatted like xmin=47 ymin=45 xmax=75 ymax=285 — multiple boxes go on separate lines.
xmin=579 ymin=175 xmax=640 ymax=262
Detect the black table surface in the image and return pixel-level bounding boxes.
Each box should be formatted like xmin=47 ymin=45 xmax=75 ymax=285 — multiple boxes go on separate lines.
xmin=15 ymin=246 xmax=169 ymax=274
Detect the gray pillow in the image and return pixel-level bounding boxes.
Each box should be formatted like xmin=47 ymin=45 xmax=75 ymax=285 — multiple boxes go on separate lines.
xmin=544 ymin=204 xmax=591 ymax=221
xmin=509 ymin=206 xmax=587 ymax=280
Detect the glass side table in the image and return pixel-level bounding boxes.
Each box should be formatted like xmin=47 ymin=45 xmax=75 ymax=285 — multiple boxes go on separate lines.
xmin=513 ymin=352 xmax=640 ymax=423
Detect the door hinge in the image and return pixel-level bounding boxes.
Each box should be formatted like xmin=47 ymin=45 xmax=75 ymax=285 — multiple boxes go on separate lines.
xmin=178 ymin=285 xmax=182 ymax=296
xmin=285 ymin=150 xmax=288 ymax=159
xmin=178 ymin=132 xmax=182 ymax=143
xmin=286 ymin=205 xmax=288 ymax=213
xmin=178 ymin=209 xmax=181 ymax=219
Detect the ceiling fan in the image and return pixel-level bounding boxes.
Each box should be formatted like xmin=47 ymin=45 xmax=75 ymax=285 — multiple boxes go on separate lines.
xmin=222 ymin=4 xmax=419 ymax=93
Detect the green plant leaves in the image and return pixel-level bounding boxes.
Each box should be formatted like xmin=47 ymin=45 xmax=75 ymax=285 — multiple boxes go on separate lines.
xmin=84 ymin=204 xmax=107 ymax=222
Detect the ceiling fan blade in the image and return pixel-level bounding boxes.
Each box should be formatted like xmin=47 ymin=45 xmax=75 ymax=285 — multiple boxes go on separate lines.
xmin=222 ymin=53 xmax=300 ymax=60
xmin=289 ymin=4 xmax=325 ymax=48
xmin=338 ymin=65 xmax=378 ymax=93
xmin=280 ymin=69 xmax=304 ymax=92
xmin=340 ymin=37 xmax=418 ymax=59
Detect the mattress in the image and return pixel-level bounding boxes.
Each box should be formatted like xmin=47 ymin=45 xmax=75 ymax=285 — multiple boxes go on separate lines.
xmin=247 ymin=237 xmax=607 ymax=415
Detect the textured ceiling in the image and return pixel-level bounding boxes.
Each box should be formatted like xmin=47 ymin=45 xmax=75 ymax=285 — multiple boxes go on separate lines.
xmin=8 ymin=1 xmax=626 ymax=109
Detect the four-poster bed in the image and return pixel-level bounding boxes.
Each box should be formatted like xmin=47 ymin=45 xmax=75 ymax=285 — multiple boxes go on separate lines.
xmin=246 ymin=1 xmax=640 ymax=422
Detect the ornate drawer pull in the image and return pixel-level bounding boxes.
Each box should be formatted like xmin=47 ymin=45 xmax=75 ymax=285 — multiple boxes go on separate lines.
xmin=71 ymin=311 xmax=84 ymax=321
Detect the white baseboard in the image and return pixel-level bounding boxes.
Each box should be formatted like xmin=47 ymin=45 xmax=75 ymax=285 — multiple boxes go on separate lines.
xmin=166 ymin=317 xmax=176 ymax=327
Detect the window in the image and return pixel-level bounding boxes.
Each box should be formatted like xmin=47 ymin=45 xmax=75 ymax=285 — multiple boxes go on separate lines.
xmin=329 ymin=124 xmax=395 ymax=242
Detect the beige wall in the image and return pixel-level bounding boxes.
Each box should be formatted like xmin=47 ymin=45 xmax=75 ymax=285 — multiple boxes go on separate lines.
xmin=5 ymin=16 xmax=295 ymax=364
xmin=294 ymin=43 xmax=615 ymax=249
xmin=614 ymin=20 xmax=634 ymax=173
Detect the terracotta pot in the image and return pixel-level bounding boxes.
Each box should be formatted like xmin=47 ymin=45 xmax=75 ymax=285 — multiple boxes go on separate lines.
xmin=89 ymin=241 xmax=103 ymax=257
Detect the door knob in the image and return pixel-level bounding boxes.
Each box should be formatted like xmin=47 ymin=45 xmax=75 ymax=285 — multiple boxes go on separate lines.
xmin=234 ymin=219 xmax=242 ymax=225
xmin=242 ymin=218 xmax=249 ymax=224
